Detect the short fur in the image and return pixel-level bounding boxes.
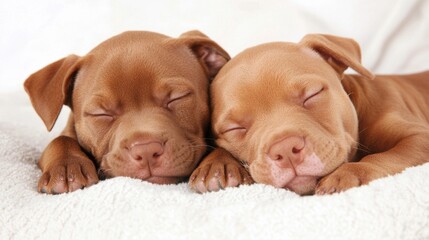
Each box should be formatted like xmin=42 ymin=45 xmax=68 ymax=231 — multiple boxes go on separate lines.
xmin=24 ymin=30 xmax=230 ymax=194
xmin=189 ymin=34 xmax=429 ymax=195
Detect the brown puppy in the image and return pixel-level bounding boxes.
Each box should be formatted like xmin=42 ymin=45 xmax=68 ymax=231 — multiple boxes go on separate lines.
xmin=24 ymin=30 xmax=230 ymax=194
xmin=190 ymin=34 xmax=429 ymax=195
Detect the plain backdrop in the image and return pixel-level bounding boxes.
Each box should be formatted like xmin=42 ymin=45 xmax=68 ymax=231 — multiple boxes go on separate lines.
xmin=0 ymin=0 xmax=428 ymax=95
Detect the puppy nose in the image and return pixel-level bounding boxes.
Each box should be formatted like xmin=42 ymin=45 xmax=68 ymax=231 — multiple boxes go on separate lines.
xmin=267 ymin=136 xmax=305 ymax=163
xmin=129 ymin=141 xmax=164 ymax=162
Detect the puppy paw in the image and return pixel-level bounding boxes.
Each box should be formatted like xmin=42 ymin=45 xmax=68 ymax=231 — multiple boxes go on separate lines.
xmin=189 ymin=148 xmax=253 ymax=193
xmin=315 ymin=162 xmax=385 ymax=195
xmin=38 ymin=156 xmax=99 ymax=194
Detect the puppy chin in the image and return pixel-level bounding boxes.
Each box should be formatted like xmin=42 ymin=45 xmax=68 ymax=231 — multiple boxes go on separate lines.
xmin=144 ymin=176 xmax=186 ymax=185
xmin=283 ymin=176 xmax=318 ymax=196
xmin=99 ymin=165 xmax=186 ymax=185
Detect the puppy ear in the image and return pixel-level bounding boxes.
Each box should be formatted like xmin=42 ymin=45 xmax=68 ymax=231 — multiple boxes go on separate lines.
xmin=300 ymin=34 xmax=374 ymax=80
xmin=24 ymin=55 xmax=80 ymax=131
xmin=177 ymin=30 xmax=230 ymax=80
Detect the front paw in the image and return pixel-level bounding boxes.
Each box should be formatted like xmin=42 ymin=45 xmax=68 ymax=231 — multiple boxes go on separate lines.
xmin=38 ymin=156 xmax=99 ymax=194
xmin=189 ymin=148 xmax=254 ymax=193
xmin=315 ymin=162 xmax=385 ymax=195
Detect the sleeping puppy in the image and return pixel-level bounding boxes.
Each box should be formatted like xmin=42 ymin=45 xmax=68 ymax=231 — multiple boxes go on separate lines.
xmin=24 ymin=30 xmax=229 ymax=194
xmin=190 ymin=34 xmax=429 ymax=195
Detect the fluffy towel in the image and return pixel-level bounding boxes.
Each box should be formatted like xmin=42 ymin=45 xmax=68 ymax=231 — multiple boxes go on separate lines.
xmin=0 ymin=120 xmax=428 ymax=240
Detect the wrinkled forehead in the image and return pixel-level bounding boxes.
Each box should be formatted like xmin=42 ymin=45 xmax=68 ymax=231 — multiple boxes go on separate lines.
xmin=211 ymin=43 xmax=332 ymax=119
xmin=91 ymin=35 xmax=201 ymax=77
xmin=74 ymin=37 xmax=206 ymax=107
xmin=84 ymin=31 xmax=205 ymax=85
xmin=81 ymin=49 xmax=193 ymax=89
xmin=214 ymin=42 xmax=325 ymax=86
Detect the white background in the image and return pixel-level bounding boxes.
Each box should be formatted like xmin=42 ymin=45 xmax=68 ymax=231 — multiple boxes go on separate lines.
xmin=1 ymin=0 xmax=429 ymax=95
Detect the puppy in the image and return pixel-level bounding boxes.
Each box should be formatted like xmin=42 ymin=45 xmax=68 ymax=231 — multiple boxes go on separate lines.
xmin=24 ymin=30 xmax=230 ymax=194
xmin=190 ymin=34 xmax=429 ymax=195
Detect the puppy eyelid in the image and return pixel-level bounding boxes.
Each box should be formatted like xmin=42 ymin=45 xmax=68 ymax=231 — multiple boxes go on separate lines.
xmin=84 ymin=109 xmax=115 ymax=120
xmin=166 ymin=91 xmax=192 ymax=108
xmin=303 ymin=87 xmax=324 ymax=105
xmin=221 ymin=124 xmax=247 ymax=134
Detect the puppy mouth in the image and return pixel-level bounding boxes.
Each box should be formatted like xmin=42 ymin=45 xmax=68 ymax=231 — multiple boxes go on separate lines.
xmin=98 ymin=137 xmax=205 ymax=183
xmin=99 ymin=153 xmax=192 ymax=184
xmin=98 ymin=167 xmax=186 ymax=184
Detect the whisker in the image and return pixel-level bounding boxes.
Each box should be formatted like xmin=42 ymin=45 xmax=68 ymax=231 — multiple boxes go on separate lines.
xmin=350 ymin=139 xmax=371 ymax=154
xmin=189 ymin=145 xmax=216 ymax=150
xmin=186 ymin=139 xmax=217 ymax=150
xmin=239 ymin=159 xmax=250 ymax=170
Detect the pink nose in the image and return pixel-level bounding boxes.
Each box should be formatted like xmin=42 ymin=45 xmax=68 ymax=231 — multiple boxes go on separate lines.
xmin=129 ymin=141 xmax=164 ymax=162
xmin=267 ymin=136 xmax=305 ymax=165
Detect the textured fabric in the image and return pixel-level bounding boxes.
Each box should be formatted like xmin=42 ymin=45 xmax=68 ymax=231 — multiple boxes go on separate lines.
xmin=0 ymin=118 xmax=428 ymax=239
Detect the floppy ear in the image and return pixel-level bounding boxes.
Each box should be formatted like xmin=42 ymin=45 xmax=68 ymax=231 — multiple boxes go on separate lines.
xmin=176 ymin=30 xmax=230 ymax=80
xmin=24 ymin=55 xmax=80 ymax=131
xmin=299 ymin=34 xmax=374 ymax=80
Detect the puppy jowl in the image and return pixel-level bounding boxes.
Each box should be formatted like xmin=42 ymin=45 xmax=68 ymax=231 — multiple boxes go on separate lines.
xmin=24 ymin=30 xmax=230 ymax=194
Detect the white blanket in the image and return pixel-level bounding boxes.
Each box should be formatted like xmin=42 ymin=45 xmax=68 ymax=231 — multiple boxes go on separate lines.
xmin=0 ymin=107 xmax=428 ymax=239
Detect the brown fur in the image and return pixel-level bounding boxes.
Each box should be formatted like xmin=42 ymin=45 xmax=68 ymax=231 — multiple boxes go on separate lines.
xmin=24 ymin=30 xmax=230 ymax=194
xmin=189 ymin=34 xmax=429 ymax=195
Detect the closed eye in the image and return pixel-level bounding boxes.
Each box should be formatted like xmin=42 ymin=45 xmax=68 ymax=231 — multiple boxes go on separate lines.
xmin=167 ymin=91 xmax=192 ymax=109
xmin=84 ymin=111 xmax=114 ymax=121
xmin=303 ymin=87 xmax=324 ymax=106
xmin=221 ymin=124 xmax=247 ymax=135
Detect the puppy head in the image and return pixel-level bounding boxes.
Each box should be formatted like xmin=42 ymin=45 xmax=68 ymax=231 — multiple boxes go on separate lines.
xmin=211 ymin=34 xmax=372 ymax=195
xmin=24 ymin=30 xmax=229 ymax=184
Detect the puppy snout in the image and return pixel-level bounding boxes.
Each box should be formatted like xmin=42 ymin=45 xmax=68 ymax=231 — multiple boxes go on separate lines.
xmin=267 ymin=136 xmax=305 ymax=165
xmin=128 ymin=141 xmax=164 ymax=162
